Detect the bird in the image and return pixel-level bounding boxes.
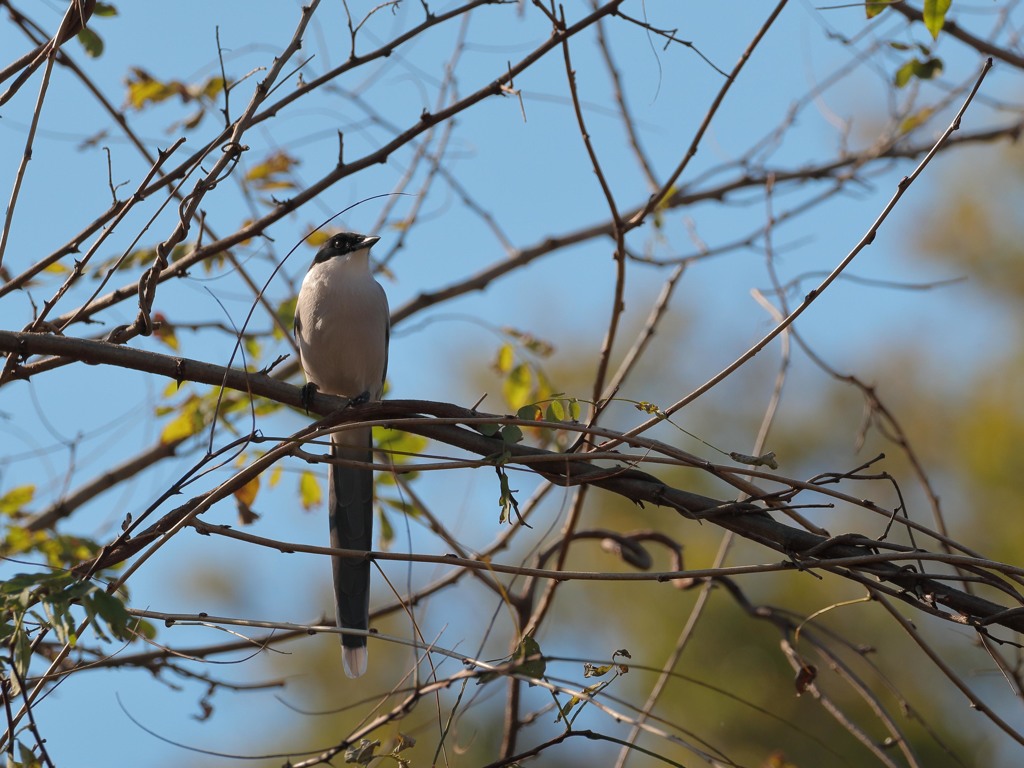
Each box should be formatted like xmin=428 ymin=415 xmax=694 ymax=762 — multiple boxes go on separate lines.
xmin=294 ymin=231 xmax=389 ymax=678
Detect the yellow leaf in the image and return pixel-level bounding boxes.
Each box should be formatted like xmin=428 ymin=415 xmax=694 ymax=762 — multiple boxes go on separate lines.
xmin=268 ymin=465 xmax=283 ymax=488
xmin=43 ymin=262 xmax=70 ymax=274
xmin=154 ymin=324 xmax=179 ymax=351
xmin=583 ymin=663 xmax=613 ymax=678
xmin=299 ymin=471 xmax=322 ymax=510
xmin=180 ymin=109 xmax=204 ymax=131
xmin=125 ymin=247 xmax=156 ymax=269
xmin=246 ymin=152 xmax=292 ymax=179
xmin=234 ymin=475 xmax=259 ymax=508
xmin=534 ymin=367 xmax=553 ymax=403
xmin=494 ymin=343 xmax=514 ymax=374
xmin=244 ymin=336 xmax=261 ymax=361
xmin=253 ymin=179 xmax=295 ymax=191
xmin=275 ymin=296 xmax=298 ymax=340
xmin=0 ymin=485 xmax=35 ymax=515
xmin=373 ymin=428 xmax=427 ymax=466
xmin=4 ymin=526 xmax=35 ymax=554
xmin=124 ymin=68 xmax=178 ymax=109
xmin=305 ymin=229 xmax=333 ymax=247
xmin=160 ymin=401 xmax=203 ymax=444
xmin=502 ymin=363 xmax=532 ymax=411
xmin=655 ymin=184 xmax=678 ymax=211
xmin=201 ymin=76 xmax=225 ymax=99
xmin=244 ymin=151 xmax=299 ymax=190
xmin=899 ymin=107 xmax=934 ymax=135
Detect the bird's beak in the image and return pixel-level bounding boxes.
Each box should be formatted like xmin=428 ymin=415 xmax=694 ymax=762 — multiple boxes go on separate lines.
xmin=362 ymin=235 xmax=381 ymax=249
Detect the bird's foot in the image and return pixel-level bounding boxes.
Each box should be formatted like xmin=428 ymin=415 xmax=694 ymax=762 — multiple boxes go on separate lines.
xmin=348 ymin=390 xmax=371 ymax=407
xmin=300 ymin=382 xmax=319 ymax=413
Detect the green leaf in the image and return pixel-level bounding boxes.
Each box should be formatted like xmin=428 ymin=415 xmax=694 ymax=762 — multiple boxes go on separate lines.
xmin=12 ymin=623 xmax=32 ymax=689
xmin=913 ymin=56 xmax=944 ymax=81
xmin=865 ymin=0 xmax=889 ymax=19
xmin=517 ymin=404 xmax=541 ymax=421
xmin=94 ymin=3 xmax=118 ymax=16
xmin=134 ymin=619 xmax=157 ymax=640
xmin=378 ymin=509 xmax=394 ymax=548
xmin=477 ymin=634 xmax=545 ymax=685
xmin=0 ymin=572 xmax=45 ymax=595
xmin=76 ymin=28 xmax=103 ymax=57
xmin=496 ymin=466 xmax=519 ymax=524
xmin=514 ymin=635 xmax=546 ymax=682
xmin=500 ymin=425 xmax=523 ymax=444
xmin=568 ymin=398 xmax=581 ymax=421
xmin=893 ymin=57 xmax=942 ymax=88
xmin=86 ymin=588 xmax=135 ymax=641
xmin=43 ymin=598 xmax=77 ymax=646
xmin=923 ymin=0 xmax=951 ymax=40
xmin=18 ymin=739 xmax=40 ymax=767
xmin=380 ymin=496 xmax=420 ymax=517
xmin=545 ymin=400 xmax=565 ymax=422
xmin=894 ymin=61 xmax=915 ymax=89
xmin=344 ymin=739 xmax=381 ymax=765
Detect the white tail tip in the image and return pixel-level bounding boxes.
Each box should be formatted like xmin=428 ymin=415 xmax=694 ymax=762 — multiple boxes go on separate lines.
xmin=342 ymin=646 xmax=368 ymax=678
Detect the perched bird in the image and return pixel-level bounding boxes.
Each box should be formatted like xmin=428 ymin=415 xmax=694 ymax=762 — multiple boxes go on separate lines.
xmin=294 ymin=231 xmax=389 ymax=678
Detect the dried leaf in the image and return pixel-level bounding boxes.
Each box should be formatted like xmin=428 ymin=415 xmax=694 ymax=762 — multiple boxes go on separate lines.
xmin=795 ymin=663 xmax=817 ymax=694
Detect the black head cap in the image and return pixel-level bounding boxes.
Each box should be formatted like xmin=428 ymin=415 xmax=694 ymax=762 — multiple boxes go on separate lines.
xmin=313 ymin=232 xmax=380 ymax=263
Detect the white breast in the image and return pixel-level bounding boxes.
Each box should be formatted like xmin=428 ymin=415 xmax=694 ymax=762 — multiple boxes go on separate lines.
xmin=296 ymin=254 xmax=389 ymax=399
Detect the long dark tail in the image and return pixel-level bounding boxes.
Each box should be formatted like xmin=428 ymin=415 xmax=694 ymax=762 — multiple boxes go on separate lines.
xmin=329 ymin=427 xmax=373 ymax=678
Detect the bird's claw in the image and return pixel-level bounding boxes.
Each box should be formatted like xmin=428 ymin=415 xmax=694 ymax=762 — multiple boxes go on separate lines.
xmin=301 ymin=382 xmax=319 ymax=413
xmin=348 ymin=390 xmax=371 ymax=407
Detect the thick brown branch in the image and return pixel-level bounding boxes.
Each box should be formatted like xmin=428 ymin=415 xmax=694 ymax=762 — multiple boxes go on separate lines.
xmin=2 ymin=330 xmax=1021 ymax=639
